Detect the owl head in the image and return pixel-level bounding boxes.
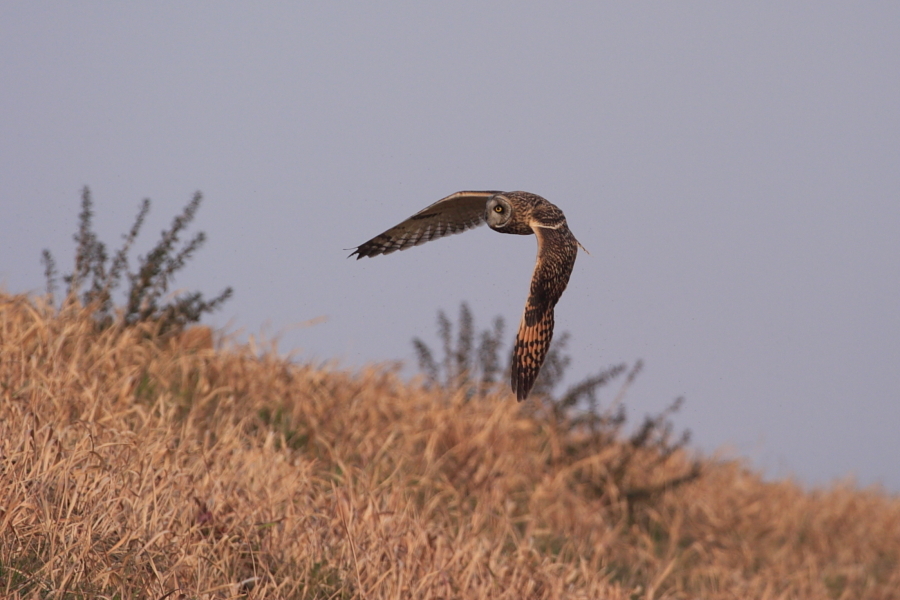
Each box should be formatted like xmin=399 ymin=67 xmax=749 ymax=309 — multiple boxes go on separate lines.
xmin=486 ymin=194 xmax=513 ymax=230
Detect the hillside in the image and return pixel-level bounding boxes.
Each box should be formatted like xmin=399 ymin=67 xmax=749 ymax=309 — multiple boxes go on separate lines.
xmin=1 ymin=292 xmax=898 ymax=599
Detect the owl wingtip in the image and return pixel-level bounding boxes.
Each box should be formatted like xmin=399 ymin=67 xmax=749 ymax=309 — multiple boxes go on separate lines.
xmin=511 ymin=376 xmax=531 ymax=402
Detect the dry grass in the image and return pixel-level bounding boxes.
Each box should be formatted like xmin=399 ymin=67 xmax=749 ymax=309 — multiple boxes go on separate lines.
xmin=1 ymin=292 xmax=898 ymax=600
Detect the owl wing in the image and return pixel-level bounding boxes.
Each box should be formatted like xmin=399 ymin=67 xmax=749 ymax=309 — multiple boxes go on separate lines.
xmin=350 ymin=191 xmax=502 ymax=259
xmin=512 ymin=221 xmax=579 ymax=401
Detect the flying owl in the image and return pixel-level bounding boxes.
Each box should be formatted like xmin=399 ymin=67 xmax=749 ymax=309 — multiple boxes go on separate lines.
xmin=350 ymin=190 xmax=583 ymax=402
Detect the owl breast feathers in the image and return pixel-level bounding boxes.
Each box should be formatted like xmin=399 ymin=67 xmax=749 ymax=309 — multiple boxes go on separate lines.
xmin=351 ymin=190 xmax=582 ymax=401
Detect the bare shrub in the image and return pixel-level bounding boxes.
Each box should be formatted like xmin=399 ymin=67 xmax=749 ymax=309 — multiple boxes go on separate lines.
xmin=413 ymin=302 xmax=702 ymax=509
xmin=41 ymin=186 xmax=232 ymax=336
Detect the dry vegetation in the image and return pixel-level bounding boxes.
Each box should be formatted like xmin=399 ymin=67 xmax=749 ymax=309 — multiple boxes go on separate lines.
xmin=2 ymin=292 xmax=899 ymax=600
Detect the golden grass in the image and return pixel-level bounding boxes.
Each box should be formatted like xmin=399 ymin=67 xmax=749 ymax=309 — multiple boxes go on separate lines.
xmin=1 ymin=292 xmax=898 ymax=599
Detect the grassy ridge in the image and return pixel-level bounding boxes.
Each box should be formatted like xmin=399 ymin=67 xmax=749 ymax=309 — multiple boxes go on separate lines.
xmin=1 ymin=293 xmax=898 ymax=599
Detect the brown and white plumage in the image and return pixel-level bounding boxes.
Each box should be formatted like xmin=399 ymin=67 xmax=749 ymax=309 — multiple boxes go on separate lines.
xmin=349 ymin=191 xmax=502 ymax=258
xmin=350 ymin=190 xmax=581 ymax=401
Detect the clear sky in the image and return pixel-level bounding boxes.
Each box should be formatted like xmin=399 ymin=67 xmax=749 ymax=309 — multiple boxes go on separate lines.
xmin=2 ymin=3 xmax=898 ymax=490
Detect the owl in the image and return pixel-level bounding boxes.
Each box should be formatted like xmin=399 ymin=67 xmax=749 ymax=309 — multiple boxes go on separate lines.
xmin=350 ymin=190 xmax=583 ymax=401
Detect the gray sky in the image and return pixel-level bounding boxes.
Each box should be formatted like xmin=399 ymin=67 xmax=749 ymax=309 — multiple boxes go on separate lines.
xmin=2 ymin=3 xmax=898 ymax=490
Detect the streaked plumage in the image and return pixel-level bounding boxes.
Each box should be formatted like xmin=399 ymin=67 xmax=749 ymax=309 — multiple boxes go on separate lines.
xmin=350 ymin=190 xmax=582 ymax=401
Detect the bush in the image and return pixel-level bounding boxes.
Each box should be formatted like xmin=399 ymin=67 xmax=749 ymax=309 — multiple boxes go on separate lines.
xmin=41 ymin=186 xmax=233 ymax=335
xmin=412 ymin=301 xmax=701 ymax=504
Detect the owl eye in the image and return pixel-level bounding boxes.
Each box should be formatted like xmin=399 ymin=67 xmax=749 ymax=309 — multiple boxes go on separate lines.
xmin=493 ymin=205 xmax=504 ymax=213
